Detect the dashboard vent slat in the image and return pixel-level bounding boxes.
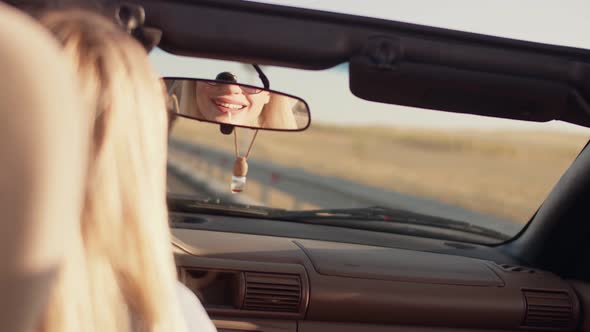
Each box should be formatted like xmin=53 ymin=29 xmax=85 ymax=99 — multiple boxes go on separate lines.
xmin=522 ymin=290 xmax=574 ymax=330
xmin=243 ymin=272 xmax=302 ymax=313
xmin=247 ymin=284 xmax=300 ymax=291
xmin=497 ymin=263 xmax=536 ymax=274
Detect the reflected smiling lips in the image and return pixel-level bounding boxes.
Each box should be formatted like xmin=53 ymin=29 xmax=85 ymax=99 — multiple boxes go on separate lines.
xmin=211 ymin=97 xmax=248 ymax=114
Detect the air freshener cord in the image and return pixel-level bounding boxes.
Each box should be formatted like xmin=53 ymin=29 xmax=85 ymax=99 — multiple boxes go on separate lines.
xmin=233 ymin=129 xmax=259 ymax=159
xmin=233 ymin=129 xmax=239 ymax=157
xmin=245 ymin=130 xmax=259 ymax=158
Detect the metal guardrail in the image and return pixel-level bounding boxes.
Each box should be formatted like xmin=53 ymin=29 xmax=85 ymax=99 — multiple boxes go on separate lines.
xmin=168 ymin=138 xmax=521 ymax=234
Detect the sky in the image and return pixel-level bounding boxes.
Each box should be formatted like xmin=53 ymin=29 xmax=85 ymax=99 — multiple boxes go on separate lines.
xmin=250 ymin=0 xmax=590 ymax=49
xmin=150 ymin=0 xmax=590 ymax=133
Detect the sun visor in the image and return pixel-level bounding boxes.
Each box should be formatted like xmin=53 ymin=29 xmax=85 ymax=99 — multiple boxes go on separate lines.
xmin=349 ymin=36 xmax=590 ymax=126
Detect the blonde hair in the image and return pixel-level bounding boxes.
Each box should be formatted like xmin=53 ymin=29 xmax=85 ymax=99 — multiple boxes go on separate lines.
xmin=260 ymin=93 xmax=298 ymax=130
xmin=0 ymin=4 xmax=88 ymax=332
xmin=39 ymin=9 xmax=185 ymax=332
xmin=176 ymin=80 xmax=298 ymax=129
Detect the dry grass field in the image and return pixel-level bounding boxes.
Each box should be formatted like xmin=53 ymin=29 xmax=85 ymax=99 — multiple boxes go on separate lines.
xmin=170 ymin=118 xmax=589 ymax=224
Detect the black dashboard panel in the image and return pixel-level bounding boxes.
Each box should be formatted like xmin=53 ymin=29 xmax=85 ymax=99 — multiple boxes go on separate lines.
xmin=171 ymin=223 xmax=580 ymax=331
xmin=170 ymin=212 xmax=518 ymax=263
xmin=294 ymin=239 xmax=504 ymax=286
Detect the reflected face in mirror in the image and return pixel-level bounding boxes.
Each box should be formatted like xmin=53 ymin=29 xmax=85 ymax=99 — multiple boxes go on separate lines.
xmin=195 ymin=81 xmax=271 ymax=126
xmin=166 ymin=78 xmax=311 ymax=131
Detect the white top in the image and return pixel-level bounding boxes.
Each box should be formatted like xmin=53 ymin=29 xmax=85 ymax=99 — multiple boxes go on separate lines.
xmin=176 ymin=281 xmax=218 ymax=332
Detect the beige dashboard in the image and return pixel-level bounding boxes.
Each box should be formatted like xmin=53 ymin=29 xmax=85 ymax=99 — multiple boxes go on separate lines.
xmin=172 ymin=227 xmax=580 ymax=332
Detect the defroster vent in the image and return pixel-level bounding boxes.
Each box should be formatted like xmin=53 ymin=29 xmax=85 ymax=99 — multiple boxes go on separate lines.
xmin=522 ymin=290 xmax=575 ymax=330
xmin=242 ymin=272 xmax=302 ymax=313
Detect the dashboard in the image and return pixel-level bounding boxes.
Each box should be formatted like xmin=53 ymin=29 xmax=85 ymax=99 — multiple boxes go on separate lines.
xmin=171 ymin=212 xmax=582 ymax=332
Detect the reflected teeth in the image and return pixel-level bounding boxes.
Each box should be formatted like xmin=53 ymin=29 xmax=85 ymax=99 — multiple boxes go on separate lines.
xmin=216 ymin=102 xmax=244 ymax=110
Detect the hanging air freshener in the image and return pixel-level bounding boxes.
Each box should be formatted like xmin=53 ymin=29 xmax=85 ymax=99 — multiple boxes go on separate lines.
xmin=231 ymin=156 xmax=248 ymax=193
xmin=230 ymin=129 xmax=259 ymax=193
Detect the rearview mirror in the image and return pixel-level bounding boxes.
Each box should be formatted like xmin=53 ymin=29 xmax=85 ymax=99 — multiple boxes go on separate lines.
xmin=165 ymin=78 xmax=311 ymax=131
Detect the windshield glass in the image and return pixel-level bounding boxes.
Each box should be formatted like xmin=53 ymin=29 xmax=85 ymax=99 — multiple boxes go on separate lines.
xmin=153 ymin=49 xmax=590 ymax=243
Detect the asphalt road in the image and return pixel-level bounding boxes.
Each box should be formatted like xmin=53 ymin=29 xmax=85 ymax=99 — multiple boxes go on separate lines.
xmin=168 ymin=164 xmax=524 ymax=243
xmin=167 ymin=170 xmax=206 ymax=198
xmin=168 ymin=139 xmax=523 ymax=236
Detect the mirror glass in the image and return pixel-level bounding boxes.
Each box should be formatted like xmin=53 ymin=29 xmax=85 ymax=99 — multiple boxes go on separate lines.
xmin=165 ymin=78 xmax=311 ymax=131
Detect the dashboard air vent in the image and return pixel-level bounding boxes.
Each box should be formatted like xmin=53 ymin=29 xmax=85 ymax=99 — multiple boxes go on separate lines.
xmin=242 ymin=272 xmax=302 ymax=313
xmin=522 ymin=290 xmax=574 ymax=330
xmin=498 ymin=263 xmax=536 ymax=274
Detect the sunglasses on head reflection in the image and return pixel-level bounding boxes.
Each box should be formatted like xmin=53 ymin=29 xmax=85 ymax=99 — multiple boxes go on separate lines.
xmin=203 ymin=81 xmax=264 ymax=95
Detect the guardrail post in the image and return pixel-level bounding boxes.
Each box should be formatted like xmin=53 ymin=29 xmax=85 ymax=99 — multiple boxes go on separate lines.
xmin=261 ymin=182 xmax=270 ymax=205
xmin=293 ymin=199 xmax=303 ymax=210
xmin=203 ymin=161 xmax=211 ymax=177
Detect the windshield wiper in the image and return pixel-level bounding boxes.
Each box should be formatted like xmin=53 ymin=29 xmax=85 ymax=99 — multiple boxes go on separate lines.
xmin=168 ymin=195 xmax=510 ymax=242
xmin=273 ymin=206 xmax=511 ymax=241
xmin=167 ymin=194 xmax=281 ymax=218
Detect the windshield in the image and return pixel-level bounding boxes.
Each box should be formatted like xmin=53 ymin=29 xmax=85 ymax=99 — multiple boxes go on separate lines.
xmin=153 ymin=49 xmax=590 ymax=243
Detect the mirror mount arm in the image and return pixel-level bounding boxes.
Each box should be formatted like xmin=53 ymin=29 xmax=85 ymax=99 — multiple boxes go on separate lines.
xmin=215 ymin=71 xmax=240 ymax=135
xmin=114 ymin=3 xmax=162 ymax=53
xmin=252 ymin=64 xmax=270 ymax=89
xmin=220 ymin=124 xmax=235 ymax=135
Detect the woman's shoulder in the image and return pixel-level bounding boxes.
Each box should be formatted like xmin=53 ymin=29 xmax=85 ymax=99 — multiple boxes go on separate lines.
xmin=176 ymin=281 xmax=218 ymax=332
